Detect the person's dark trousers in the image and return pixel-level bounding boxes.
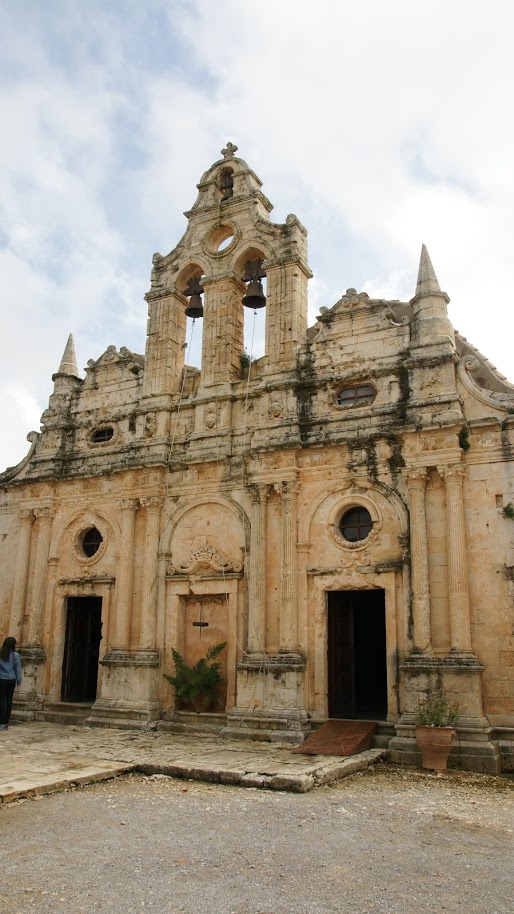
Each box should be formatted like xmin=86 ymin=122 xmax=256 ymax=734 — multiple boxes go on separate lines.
xmin=0 ymin=679 xmax=16 ymax=726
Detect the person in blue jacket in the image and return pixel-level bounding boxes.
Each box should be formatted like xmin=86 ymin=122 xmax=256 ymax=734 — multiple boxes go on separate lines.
xmin=0 ymin=637 xmax=22 ymax=730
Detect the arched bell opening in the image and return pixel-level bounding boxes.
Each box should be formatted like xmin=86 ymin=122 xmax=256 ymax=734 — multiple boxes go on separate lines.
xmin=175 ymin=263 xmax=206 ymax=372
xmin=218 ymin=166 xmax=234 ymax=202
xmin=236 ymin=248 xmax=268 ymax=368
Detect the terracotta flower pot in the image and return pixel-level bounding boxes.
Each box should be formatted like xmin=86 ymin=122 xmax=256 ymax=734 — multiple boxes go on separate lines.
xmin=415 ymin=724 xmax=456 ymax=772
xmin=180 ymin=694 xmax=213 ymax=713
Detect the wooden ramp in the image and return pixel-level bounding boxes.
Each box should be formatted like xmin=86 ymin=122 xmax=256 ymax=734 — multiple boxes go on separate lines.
xmin=293 ymin=719 xmax=378 ymax=757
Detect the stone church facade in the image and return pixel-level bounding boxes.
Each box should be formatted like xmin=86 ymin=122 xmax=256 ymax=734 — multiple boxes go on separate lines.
xmin=1 ymin=144 xmax=513 ymax=772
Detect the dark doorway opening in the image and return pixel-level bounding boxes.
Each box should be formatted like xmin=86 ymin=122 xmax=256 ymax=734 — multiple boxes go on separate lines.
xmin=327 ymin=589 xmax=387 ymax=720
xmin=61 ymin=597 xmax=102 ymax=702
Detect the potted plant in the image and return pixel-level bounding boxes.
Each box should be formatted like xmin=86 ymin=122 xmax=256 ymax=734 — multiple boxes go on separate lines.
xmin=415 ymin=693 xmax=459 ymax=773
xmin=164 ymin=642 xmax=227 ymax=713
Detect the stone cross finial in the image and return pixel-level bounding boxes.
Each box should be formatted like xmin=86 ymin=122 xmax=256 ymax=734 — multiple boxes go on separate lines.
xmin=221 ymin=141 xmax=238 ymax=159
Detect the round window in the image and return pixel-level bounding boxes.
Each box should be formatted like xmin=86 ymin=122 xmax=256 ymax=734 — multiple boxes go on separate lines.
xmin=91 ymin=426 xmax=114 ymax=443
xmin=339 ymin=507 xmax=373 ymax=542
xmin=82 ymin=527 xmax=103 ymax=557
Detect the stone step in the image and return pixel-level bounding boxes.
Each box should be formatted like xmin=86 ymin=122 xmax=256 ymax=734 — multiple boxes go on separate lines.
xmin=158 ymin=712 xmax=227 ymax=736
xmin=36 ymin=703 xmax=93 ymax=726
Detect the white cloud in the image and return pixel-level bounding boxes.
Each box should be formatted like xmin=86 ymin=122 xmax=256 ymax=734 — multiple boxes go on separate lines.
xmin=1 ymin=0 xmax=513 ymax=470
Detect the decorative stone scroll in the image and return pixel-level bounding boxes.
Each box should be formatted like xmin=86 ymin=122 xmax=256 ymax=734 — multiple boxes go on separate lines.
xmin=167 ymin=544 xmax=243 ymax=576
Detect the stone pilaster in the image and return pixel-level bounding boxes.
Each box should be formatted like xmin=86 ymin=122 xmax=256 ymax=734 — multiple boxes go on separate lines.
xmin=9 ymin=508 xmax=34 ymax=643
xmin=265 ymin=257 xmax=310 ymax=368
xmin=439 ymin=464 xmax=473 ymax=654
xmin=142 ymin=289 xmax=187 ymax=398
xmin=138 ymin=496 xmax=163 ymax=652
xmin=201 ymin=273 xmax=245 ymax=385
xmin=404 ymin=469 xmax=432 ymax=653
xmin=247 ymin=484 xmax=270 ymax=655
xmin=278 ymin=481 xmax=299 ymax=653
xmin=111 ymin=498 xmax=138 ymax=651
xmin=25 ymin=506 xmax=53 ymax=648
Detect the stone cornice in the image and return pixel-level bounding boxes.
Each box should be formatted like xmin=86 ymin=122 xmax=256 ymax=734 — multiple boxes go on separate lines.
xmin=400 ymin=654 xmax=483 ymax=672
xmin=238 ymin=652 xmax=306 ymax=672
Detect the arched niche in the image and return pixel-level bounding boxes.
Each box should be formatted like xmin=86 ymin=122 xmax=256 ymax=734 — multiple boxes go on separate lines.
xmin=235 ymin=246 xmax=270 ymax=361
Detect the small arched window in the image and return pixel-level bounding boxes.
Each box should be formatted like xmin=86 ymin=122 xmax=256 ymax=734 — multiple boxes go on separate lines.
xmin=339 ymin=507 xmax=373 ymax=542
xmin=336 ymin=384 xmax=376 ymax=408
xmin=219 ymin=167 xmax=234 ymax=200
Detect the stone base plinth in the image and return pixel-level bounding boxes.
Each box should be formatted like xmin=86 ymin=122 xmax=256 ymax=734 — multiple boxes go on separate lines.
xmin=222 ymin=707 xmax=309 ymax=744
xmin=388 ymin=713 xmax=501 ymax=774
xmin=229 ymin=652 xmax=309 ymax=742
xmin=88 ymin=650 xmax=161 ymax=728
xmin=13 ymin=644 xmax=47 ymax=718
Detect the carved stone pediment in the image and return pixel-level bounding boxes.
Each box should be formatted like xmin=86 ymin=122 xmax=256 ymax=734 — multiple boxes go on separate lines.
xmin=84 ymin=345 xmax=144 ymax=387
xmin=168 ymin=543 xmax=243 ymax=575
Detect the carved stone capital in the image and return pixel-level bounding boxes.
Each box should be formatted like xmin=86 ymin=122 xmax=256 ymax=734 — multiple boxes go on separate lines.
xmin=248 ymin=483 xmax=271 ymax=505
xmin=18 ymin=508 xmax=34 ymax=522
xmin=119 ymin=498 xmax=138 ymax=513
xmin=34 ymin=506 xmax=54 ymax=521
xmin=403 ymin=468 xmax=428 ymax=490
xmin=274 ymin=480 xmax=299 ymax=499
xmin=438 ymin=464 xmax=466 ymax=484
xmin=140 ymin=496 xmax=163 ymax=512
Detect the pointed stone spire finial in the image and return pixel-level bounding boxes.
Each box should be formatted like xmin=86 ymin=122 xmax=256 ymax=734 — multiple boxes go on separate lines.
xmin=58 ymin=333 xmax=78 ymax=376
xmin=415 ymin=244 xmax=442 ymax=298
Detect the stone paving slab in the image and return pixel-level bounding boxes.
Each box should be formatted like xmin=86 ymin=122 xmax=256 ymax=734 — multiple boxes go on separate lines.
xmin=0 ymin=721 xmax=384 ymax=801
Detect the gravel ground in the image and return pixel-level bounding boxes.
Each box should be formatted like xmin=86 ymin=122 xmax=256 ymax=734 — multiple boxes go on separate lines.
xmin=1 ymin=764 xmax=513 ymax=914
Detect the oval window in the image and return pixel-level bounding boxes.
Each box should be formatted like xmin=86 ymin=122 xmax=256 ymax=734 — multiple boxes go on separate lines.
xmin=82 ymin=527 xmax=103 ymax=557
xmin=337 ymin=384 xmax=376 ymax=407
xmin=91 ymin=426 xmax=114 ymax=443
xmin=339 ymin=507 xmax=373 ymax=542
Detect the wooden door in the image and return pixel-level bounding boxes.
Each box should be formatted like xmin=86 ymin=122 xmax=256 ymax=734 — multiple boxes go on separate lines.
xmin=328 ymin=593 xmax=355 ymax=718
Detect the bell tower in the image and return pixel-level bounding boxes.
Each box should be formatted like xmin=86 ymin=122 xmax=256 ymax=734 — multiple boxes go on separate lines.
xmin=142 ymin=143 xmax=312 ymax=398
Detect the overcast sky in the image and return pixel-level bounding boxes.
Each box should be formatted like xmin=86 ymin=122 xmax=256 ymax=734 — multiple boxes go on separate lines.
xmin=1 ymin=0 xmax=513 ymax=472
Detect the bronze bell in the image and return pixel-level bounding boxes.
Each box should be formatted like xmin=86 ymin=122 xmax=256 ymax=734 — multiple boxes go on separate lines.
xmin=242 ymin=279 xmax=266 ymax=310
xmin=185 ymin=292 xmax=204 ymax=319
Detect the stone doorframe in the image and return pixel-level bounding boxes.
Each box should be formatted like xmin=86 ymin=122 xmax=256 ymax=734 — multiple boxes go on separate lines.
xmin=307 ymin=569 xmax=401 ymax=721
xmin=46 ymin=576 xmax=115 ymax=703
xmin=163 ymin=573 xmax=243 ymax=712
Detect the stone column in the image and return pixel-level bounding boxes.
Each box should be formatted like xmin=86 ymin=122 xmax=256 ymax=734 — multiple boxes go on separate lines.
xmin=247 ymin=484 xmax=269 ymax=655
xmin=138 ymin=496 xmax=163 ymax=652
xmin=265 ymin=256 xmax=310 ymax=368
xmin=404 ymin=469 xmax=432 ymax=653
xmin=201 ymin=273 xmax=245 ymax=385
xmin=142 ymin=289 xmax=187 ymax=398
xmin=9 ymin=508 xmax=34 ymax=643
xmin=279 ymin=481 xmax=299 ymax=653
xmin=111 ymin=498 xmax=138 ymax=650
xmin=26 ymin=506 xmax=53 ymax=647
xmin=440 ymin=464 xmax=473 ymax=654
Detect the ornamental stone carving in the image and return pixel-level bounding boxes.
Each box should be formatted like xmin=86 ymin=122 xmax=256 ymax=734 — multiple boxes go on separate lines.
xmin=168 ymin=544 xmax=243 ymax=575
xmin=204 ymin=402 xmax=218 ymax=429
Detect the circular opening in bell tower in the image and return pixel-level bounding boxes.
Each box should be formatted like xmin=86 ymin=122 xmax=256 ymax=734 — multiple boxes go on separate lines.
xmin=206 ymin=224 xmax=236 ymax=254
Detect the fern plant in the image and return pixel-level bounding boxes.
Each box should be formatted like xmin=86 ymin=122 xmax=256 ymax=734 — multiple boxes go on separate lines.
xmin=164 ymin=641 xmax=227 ymax=707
